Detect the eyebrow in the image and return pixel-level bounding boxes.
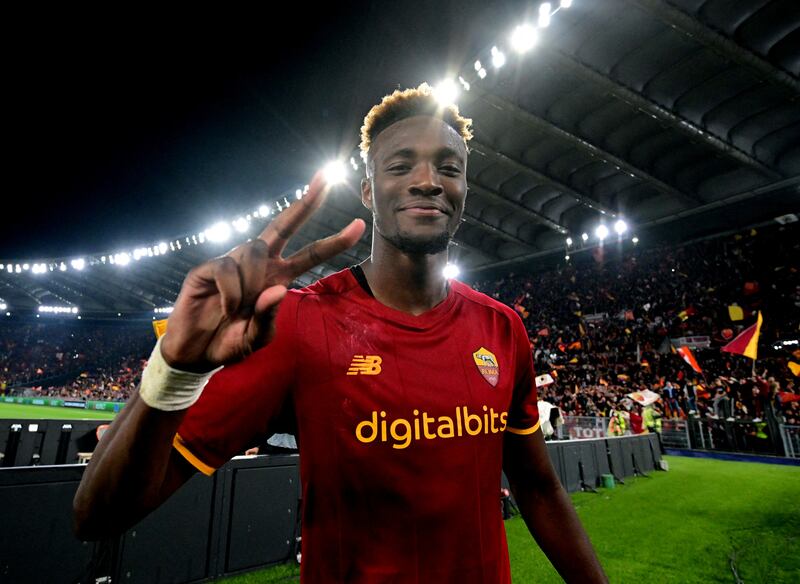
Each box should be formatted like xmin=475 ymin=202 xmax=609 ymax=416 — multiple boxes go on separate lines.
xmin=384 ymin=147 xmax=464 ymax=162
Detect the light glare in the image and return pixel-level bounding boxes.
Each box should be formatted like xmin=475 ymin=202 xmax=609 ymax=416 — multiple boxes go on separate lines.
xmin=511 ymin=24 xmax=538 ymax=53
xmin=205 ymin=222 xmax=231 ymax=243
xmin=433 ymin=79 xmax=460 ymax=106
xmin=539 ymin=3 xmax=552 ymax=27
xmin=443 ymin=263 xmax=460 ymax=279
xmin=323 ymin=161 xmax=348 ymax=185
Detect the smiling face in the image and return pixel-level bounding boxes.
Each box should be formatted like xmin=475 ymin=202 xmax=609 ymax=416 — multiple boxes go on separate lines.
xmin=361 ymin=115 xmax=468 ymax=255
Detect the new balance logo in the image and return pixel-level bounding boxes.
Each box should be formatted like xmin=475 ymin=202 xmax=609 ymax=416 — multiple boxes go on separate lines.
xmin=347 ymin=355 xmax=382 ymax=376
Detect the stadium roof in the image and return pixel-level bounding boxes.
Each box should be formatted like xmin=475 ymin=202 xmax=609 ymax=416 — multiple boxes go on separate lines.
xmin=2 ymin=0 xmax=798 ymax=316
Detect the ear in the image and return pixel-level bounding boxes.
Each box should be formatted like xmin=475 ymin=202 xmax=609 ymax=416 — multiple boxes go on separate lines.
xmin=361 ymin=177 xmax=373 ymax=211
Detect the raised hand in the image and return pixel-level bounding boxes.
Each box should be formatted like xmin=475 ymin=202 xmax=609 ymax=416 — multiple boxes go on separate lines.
xmin=161 ymin=170 xmax=365 ymax=372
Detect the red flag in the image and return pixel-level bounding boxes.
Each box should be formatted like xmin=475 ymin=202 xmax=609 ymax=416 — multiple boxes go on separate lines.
xmin=721 ymin=312 xmax=763 ymax=360
xmin=676 ymin=346 xmax=703 ymax=374
xmin=778 ymin=392 xmax=800 ymax=404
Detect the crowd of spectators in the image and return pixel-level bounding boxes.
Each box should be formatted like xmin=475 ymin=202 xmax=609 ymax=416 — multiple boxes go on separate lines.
xmin=473 ymin=222 xmax=799 ymax=425
xmin=1 ymin=224 xmax=798 ymax=424
xmin=0 ymin=323 xmax=152 ymax=402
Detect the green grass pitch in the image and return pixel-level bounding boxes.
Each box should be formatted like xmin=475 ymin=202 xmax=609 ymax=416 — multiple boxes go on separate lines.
xmin=0 ymin=402 xmax=117 ymax=420
xmin=218 ymin=455 xmax=800 ymax=583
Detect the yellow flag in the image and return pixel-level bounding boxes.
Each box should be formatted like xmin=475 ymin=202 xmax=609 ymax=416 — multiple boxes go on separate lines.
xmin=153 ymin=319 xmax=168 ymax=339
xmin=728 ymin=305 xmax=744 ymax=321
xmin=789 ymin=362 xmax=800 ymax=377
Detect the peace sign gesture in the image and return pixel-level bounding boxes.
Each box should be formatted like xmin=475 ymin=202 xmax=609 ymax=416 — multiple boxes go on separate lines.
xmin=160 ymin=170 xmax=365 ymax=372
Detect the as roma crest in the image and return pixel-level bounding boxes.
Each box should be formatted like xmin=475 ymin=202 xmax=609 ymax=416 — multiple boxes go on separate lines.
xmin=472 ymin=347 xmax=499 ymax=387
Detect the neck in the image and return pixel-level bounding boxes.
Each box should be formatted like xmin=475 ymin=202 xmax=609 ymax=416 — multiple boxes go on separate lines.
xmin=360 ymin=230 xmax=450 ymax=316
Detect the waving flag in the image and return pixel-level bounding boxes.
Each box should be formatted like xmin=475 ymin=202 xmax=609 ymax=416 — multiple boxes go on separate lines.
xmin=676 ymin=346 xmax=703 ymax=374
xmin=721 ymin=312 xmax=763 ymax=360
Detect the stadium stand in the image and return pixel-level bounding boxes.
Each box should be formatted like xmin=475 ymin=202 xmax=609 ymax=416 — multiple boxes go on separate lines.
xmin=2 ymin=223 xmax=797 ymax=426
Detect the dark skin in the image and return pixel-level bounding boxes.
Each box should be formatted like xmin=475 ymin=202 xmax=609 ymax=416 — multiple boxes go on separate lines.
xmin=73 ymin=114 xmax=607 ymax=583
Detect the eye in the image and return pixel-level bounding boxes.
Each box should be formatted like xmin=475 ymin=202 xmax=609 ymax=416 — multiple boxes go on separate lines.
xmin=440 ymin=165 xmax=462 ymax=176
xmin=387 ymin=164 xmax=410 ymax=174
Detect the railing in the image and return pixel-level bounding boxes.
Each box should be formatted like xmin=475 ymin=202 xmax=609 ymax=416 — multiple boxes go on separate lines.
xmin=556 ymin=414 xmax=791 ymax=458
xmin=779 ymin=425 xmax=800 ymax=458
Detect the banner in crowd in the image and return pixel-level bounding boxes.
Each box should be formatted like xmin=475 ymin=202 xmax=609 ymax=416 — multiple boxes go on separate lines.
xmin=627 ymin=389 xmax=660 ymax=406
xmin=583 ymin=313 xmax=608 ymax=323
xmin=670 ymin=336 xmax=711 ymax=349
xmin=560 ymin=416 xmax=607 ymax=440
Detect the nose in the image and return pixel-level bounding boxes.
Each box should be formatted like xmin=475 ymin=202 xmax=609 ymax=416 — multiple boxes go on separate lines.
xmin=408 ymin=163 xmax=443 ymax=197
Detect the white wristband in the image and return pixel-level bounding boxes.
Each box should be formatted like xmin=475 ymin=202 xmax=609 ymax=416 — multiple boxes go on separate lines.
xmin=139 ymin=336 xmax=223 ymax=411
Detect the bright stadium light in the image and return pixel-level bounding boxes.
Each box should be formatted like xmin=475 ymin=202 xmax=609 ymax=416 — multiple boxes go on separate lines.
xmin=511 ymin=24 xmax=538 ymax=53
xmin=443 ymin=263 xmax=460 ymax=279
xmin=158 ymin=242 xmax=168 ymax=254
xmin=614 ymin=219 xmax=628 ymax=235
xmin=295 ymin=189 xmax=303 ymax=200
xmin=22 ymin=263 xmax=29 ymax=271
xmin=0 ymin=303 xmax=7 ymax=311
xmin=565 ymin=255 xmax=570 ymax=261
xmin=595 ymin=224 xmax=609 ymax=241
xmin=474 ymin=60 xmax=482 ymax=71
xmin=323 ymin=160 xmax=348 ymax=185
xmin=205 ymin=221 xmax=231 ymax=243
xmin=478 ymin=67 xmax=487 ymax=79
xmin=115 ymin=252 xmax=131 ymax=266
xmin=233 ymin=217 xmax=249 ymax=233
xmin=566 ymin=237 xmax=573 ymax=246
xmin=632 ymin=236 xmax=639 ymax=244
xmin=491 ymin=46 xmax=506 ymax=68
xmin=71 ymin=258 xmax=85 ymax=271
xmin=560 ymin=0 xmax=573 ymax=8
xmin=581 ymin=232 xmax=589 ymax=242
xmin=433 ymin=79 xmax=460 ymax=106
xmin=539 ymin=3 xmax=552 ymax=27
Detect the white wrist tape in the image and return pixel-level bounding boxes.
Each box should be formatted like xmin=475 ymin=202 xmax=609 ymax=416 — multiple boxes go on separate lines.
xmin=139 ymin=336 xmax=223 ymax=411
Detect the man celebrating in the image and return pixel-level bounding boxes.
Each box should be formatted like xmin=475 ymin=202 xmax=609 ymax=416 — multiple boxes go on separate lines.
xmin=74 ymin=84 xmax=607 ymax=583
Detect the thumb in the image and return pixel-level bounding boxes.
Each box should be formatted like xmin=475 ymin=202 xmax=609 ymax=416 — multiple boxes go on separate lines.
xmin=248 ymin=285 xmax=288 ymax=348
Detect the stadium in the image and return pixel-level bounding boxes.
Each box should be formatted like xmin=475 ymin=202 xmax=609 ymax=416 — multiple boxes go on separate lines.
xmin=1 ymin=1 xmax=799 ymax=583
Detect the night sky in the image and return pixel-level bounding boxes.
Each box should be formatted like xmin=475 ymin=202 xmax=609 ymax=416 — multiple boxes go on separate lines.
xmin=3 ymin=2 xmax=527 ymax=262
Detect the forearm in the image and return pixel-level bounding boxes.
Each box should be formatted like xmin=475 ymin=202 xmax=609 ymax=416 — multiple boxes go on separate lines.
xmin=511 ymin=476 xmax=608 ymax=583
xmin=73 ymin=391 xmax=189 ymax=540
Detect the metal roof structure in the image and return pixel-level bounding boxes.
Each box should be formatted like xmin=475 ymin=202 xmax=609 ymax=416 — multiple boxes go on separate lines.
xmin=1 ymin=0 xmax=798 ymax=315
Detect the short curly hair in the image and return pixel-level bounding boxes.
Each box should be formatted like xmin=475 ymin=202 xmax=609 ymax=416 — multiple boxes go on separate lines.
xmin=359 ymin=83 xmax=473 ymax=163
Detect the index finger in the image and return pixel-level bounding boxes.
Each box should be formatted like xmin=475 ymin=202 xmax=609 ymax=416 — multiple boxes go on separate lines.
xmin=258 ymin=170 xmax=330 ymax=258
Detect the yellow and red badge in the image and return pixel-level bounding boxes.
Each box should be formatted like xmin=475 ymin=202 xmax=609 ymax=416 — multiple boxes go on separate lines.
xmin=473 ymin=347 xmax=499 ymax=387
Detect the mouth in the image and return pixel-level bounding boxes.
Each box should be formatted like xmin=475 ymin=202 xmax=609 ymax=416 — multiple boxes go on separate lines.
xmin=398 ymin=203 xmax=449 ymax=216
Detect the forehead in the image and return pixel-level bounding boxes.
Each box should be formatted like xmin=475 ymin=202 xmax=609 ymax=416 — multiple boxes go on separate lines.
xmin=371 ymin=115 xmax=467 ymax=162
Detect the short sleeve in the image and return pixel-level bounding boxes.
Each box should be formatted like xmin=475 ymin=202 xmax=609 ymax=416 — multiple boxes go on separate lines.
xmin=505 ymin=310 xmax=540 ymax=435
xmin=173 ymin=292 xmax=301 ymax=474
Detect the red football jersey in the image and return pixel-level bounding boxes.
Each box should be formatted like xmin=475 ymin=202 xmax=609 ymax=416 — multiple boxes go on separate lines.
xmin=174 ymin=269 xmax=540 ymax=583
